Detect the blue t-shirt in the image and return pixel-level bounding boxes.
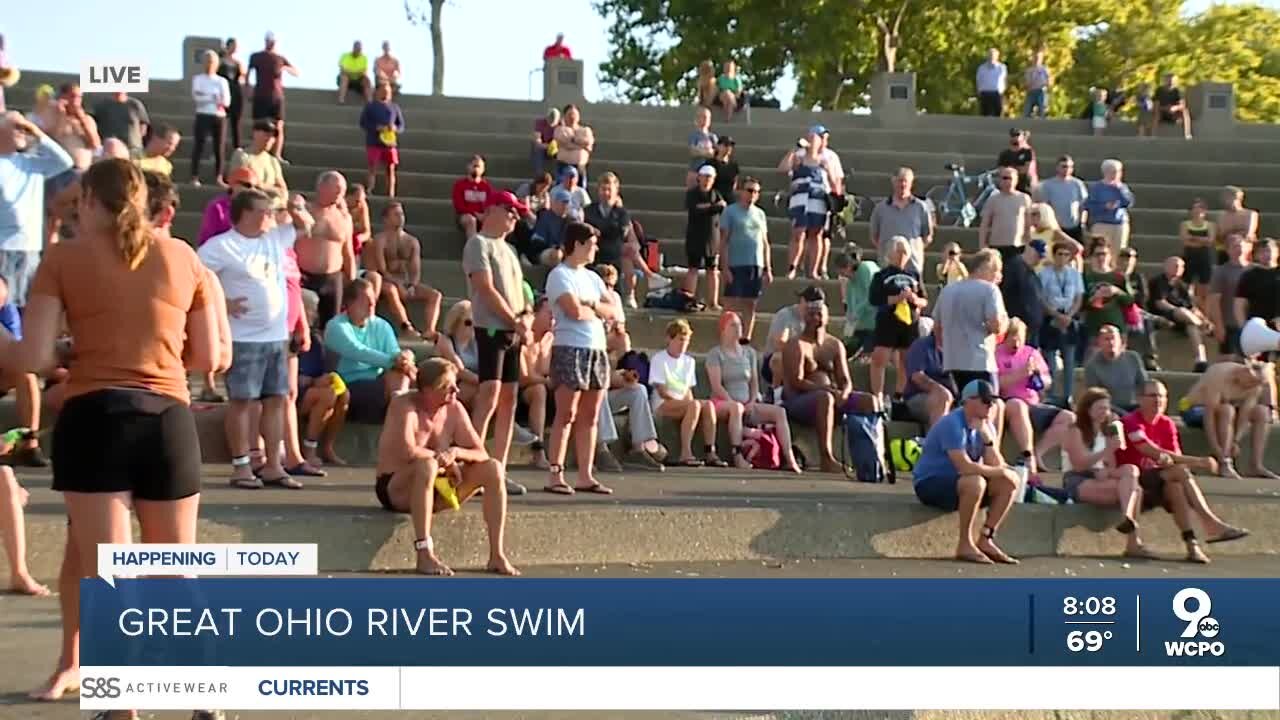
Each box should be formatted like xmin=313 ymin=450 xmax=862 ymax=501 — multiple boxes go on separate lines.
xmin=358 ymin=101 xmax=405 ymax=148
xmin=720 ymin=202 xmax=768 ymax=269
xmin=546 ymin=263 xmax=608 ymax=350
xmin=298 ymin=331 xmax=325 ymax=379
xmin=903 ymin=335 xmax=951 ymax=401
xmin=912 ymin=409 xmax=985 ymax=485
xmin=0 ymin=303 xmax=21 ymax=340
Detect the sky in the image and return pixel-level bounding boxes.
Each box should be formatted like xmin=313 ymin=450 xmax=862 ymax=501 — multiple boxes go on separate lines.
xmin=2 ymin=0 xmax=1271 ymax=110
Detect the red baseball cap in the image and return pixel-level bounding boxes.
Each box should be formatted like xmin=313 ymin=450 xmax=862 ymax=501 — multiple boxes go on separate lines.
xmin=486 ymin=190 xmax=530 ymax=215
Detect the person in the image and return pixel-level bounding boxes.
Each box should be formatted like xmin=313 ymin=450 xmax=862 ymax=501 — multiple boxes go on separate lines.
xmin=1149 ymin=256 xmax=1211 ymax=371
xmin=248 ymin=32 xmax=298 ymax=160
xmin=1180 ymin=198 xmax=1217 ymax=303
xmin=1083 ymin=324 xmax=1148 ymax=413
xmin=190 ymin=49 xmax=232 ymax=187
xmin=436 ymin=301 xmax=481 ymax=409
xmin=869 ymin=167 xmax=933 ymax=276
xmin=996 ymin=129 xmax=1037 ymax=195
xmin=719 ymin=176 xmax=771 ymax=339
xmin=543 ymin=33 xmax=572 ymax=60
xmin=996 ymin=318 xmax=1075 ymax=478
xmin=218 ymin=38 xmax=247 ymax=150
xmin=1089 ymin=87 xmax=1109 ymax=136
xmin=911 ymin=380 xmax=1021 ymax=564
xmin=324 ymin=276 xmax=415 ymax=425
xmin=375 ymin=41 xmax=403 ymax=95
xmin=1038 ymin=241 xmax=1085 ymax=405
xmin=363 ymin=201 xmax=441 ymax=339
xmin=375 ymin=357 xmax=519 ymax=576
xmin=599 ymin=339 xmax=667 ymax=471
xmin=296 ymin=171 xmax=357 ymax=333
xmin=519 ymin=296 xmax=555 ymax=468
xmin=650 ymin=319 xmax=727 ymax=468
xmin=227 ymin=119 xmax=288 ymax=209
xmin=1116 ymin=381 xmax=1250 ymax=563
xmin=1217 ymin=187 xmax=1259 ymax=265
xmin=903 ymin=328 xmax=955 ymax=429
xmin=1208 ymin=233 xmax=1253 ymax=357
xmin=1181 ymin=361 xmax=1276 ymax=480
xmin=781 ymin=301 xmax=852 ymax=472
xmin=836 ymin=248 xmax=878 ymax=359
xmin=1117 ymin=247 xmax=1160 ymax=370
xmin=1082 ymin=242 xmax=1134 ymax=341
xmin=716 ymin=60 xmax=743 ymax=122
xmin=7 ymin=159 xmax=228 ymax=707
xmin=359 ymin=82 xmax=404 ymax=197
xmin=1234 ymin=238 xmax=1280 ymax=358
xmin=199 ymin=189 xmax=312 ymax=490
xmin=999 ymin=239 xmax=1047 ymax=348
xmin=515 ymin=172 xmax=554 ymax=216
xmin=1083 ymin=159 xmax=1133 ymax=255
xmin=463 ymin=191 xmax=535 ymax=492
xmin=695 ymin=61 xmax=717 ymax=108
xmin=868 ymin=236 xmax=926 ymax=399
xmin=685 ymin=106 xmax=717 ymax=188
xmin=702 ymin=136 xmax=740 ymax=200
xmin=542 ymin=222 xmax=625 ymax=493
xmin=1154 ymin=73 xmax=1192 ymax=140
xmin=0 ymin=453 xmax=47 ymax=595
xmin=524 ymin=186 xmax=572 ymax=266
xmin=135 ymin=123 xmax=182 ymax=178
xmin=553 ymin=104 xmax=593 ymax=184
xmin=0 ymin=34 xmax=12 ymax=113
xmin=935 ymin=243 xmax=967 ymax=287
xmin=781 ymin=126 xmax=831 ymax=279
xmin=1 ymin=112 xmax=73 ymax=310
xmin=707 ymin=310 xmax=803 ymax=473
xmin=1026 ymin=203 xmax=1079 ymax=252
xmin=530 ymin=107 xmax=560 ymax=178
xmin=978 ymin=166 xmax=1031 ymax=262
xmin=556 ymin=165 xmax=591 ymax=222
xmin=44 ymin=83 xmax=99 ymax=182
xmin=90 ymin=91 xmax=149 ymax=151
xmin=337 ymin=40 xmax=371 ymax=104
xmin=1033 ymin=154 xmax=1089 ymax=242
xmin=1023 ymin=49 xmax=1051 ymax=118
xmin=586 ymin=172 xmax=670 ymax=307
xmin=296 ymin=290 xmax=350 ymax=467
xmin=934 ymin=249 xmax=1008 ymax=392
xmin=683 ymin=164 xmax=726 ymax=310
xmin=1060 ymin=387 xmax=1154 ymax=558
xmin=975 ymin=49 xmax=1007 ymax=117
xmin=0 ymin=283 xmax=45 ymax=469
xmin=452 ymin=154 xmax=492 ymax=239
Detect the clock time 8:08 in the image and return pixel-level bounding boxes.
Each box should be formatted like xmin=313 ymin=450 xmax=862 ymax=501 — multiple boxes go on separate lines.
xmin=1063 ymin=597 xmax=1116 ymax=616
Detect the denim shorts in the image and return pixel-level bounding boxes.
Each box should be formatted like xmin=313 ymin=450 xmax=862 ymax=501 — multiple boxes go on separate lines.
xmin=226 ymin=341 xmax=291 ymax=400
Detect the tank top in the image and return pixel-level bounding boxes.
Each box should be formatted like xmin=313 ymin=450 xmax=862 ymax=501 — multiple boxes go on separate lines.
xmin=218 ymin=55 xmax=243 ymax=98
xmin=450 ymin=335 xmax=479 ymax=374
xmin=1030 ymin=228 xmax=1055 ymax=244
xmin=1183 ymin=220 xmax=1212 ymax=250
xmin=1063 ymin=431 xmax=1107 ymax=471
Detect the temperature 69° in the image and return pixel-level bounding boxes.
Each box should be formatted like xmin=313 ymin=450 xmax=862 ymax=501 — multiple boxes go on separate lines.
xmin=1067 ymin=630 xmax=1112 ymax=652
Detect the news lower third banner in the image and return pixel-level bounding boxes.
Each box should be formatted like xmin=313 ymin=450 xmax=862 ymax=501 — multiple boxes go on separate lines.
xmin=78 ymin=577 xmax=1280 ymax=710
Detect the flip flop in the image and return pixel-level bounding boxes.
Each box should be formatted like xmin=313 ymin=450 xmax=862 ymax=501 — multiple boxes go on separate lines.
xmin=543 ymin=484 xmax=575 ymax=495
xmin=1122 ymin=545 xmax=1161 ymax=560
xmin=1207 ymin=527 xmax=1249 ymax=544
xmin=703 ymin=456 xmax=730 ymax=468
xmin=575 ymin=482 xmax=614 ymax=494
xmin=675 ymin=458 xmax=703 ymax=467
xmin=285 ymin=463 xmax=327 ymax=478
xmin=230 ymin=476 xmax=264 ymax=490
xmin=262 ymin=475 xmax=304 ymax=490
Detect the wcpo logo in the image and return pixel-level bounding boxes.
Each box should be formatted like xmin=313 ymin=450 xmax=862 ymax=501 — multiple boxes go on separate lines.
xmin=81 ymin=677 xmax=122 ymax=699
xmin=1165 ymin=588 xmax=1225 ymax=657
xmin=80 ymin=61 xmax=150 ymax=93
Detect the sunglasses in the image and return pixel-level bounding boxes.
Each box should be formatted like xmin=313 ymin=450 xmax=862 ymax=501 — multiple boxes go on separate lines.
xmin=463 ymin=319 xmax=473 ymax=327
xmin=947 ymin=250 xmax=959 ymax=257
xmin=743 ymin=187 xmax=761 ymax=194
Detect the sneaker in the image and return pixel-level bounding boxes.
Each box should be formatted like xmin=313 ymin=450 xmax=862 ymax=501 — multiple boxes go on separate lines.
xmin=648 ymin=274 xmax=672 ymax=291
xmin=505 ymin=478 xmax=528 ymax=496
xmin=625 ymin=292 xmax=639 ymax=309
xmin=1193 ymin=360 xmax=1209 ymax=373
xmin=595 ymin=442 xmax=624 ymax=472
xmin=511 ymin=424 xmax=539 ymax=446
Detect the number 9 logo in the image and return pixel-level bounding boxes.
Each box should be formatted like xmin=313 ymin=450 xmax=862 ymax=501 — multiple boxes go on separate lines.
xmin=1173 ymin=588 xmax=1212 ymax=638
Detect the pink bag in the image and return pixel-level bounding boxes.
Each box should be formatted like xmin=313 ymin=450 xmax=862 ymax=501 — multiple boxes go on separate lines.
xmin=744 ymin=424 xmax=782 ymax=470
xmin=1122 ymin=302 xmax=1143 ymax=331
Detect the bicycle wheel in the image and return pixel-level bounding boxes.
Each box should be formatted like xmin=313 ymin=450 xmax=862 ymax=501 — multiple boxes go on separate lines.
xmin=925 ymin=185 xmax=958 ymax=225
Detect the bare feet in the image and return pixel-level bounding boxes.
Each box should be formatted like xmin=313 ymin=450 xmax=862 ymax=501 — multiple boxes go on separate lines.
xmin=977 ymin=537 xmax=1019 ymax=564
xmin=956 ymin=545 xmax=995 ymax=564
xmin=1185 ymin=542 xmax=1210 ymax=564
xmin=29 ymin=667 xmax=79 ymax=701
xmin=488 ymin=555 xmax=521 ymax=576
xmin=1122 ymin=542 xmax=1160 ymax=560
xmin=9 ymin=572 xmax=50 ymax=596
xmin=733 ymin=455 xmax=753 ymax=470
xmin=1244 ymin=464 xmax=1280 ymax=481
xmin=416 ymin=552 xmax=454 ymax=576
xmin=819 ymin=457 xmax=845 ymax=474
xmin=321 ymin=449 xmax=348 ymax=466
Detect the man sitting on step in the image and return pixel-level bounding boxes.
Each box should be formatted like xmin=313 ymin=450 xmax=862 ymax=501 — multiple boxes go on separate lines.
xmin=361 ymin=201 xmax=442 ymax=340
xmin=1179 ymin=361 xmax=1279 ymax=480
xmin=1083 ymin=324 xmax=1149 ymax=414
xmin=780 ymin=300 xmax=850 ymax=473
xmin=324 ymin=277 xmax=415 ymax=424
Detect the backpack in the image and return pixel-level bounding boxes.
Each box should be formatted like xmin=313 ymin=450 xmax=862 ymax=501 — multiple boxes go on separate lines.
xmin=742 ymin=423 xmax=782 ymax=470
xmin=643 ymin=288 xmax=704 ymax=313
xmin=840 ymin=392 xmax=891 ymax=484
xmin=631 ymin=219 xmax=661 ymax=272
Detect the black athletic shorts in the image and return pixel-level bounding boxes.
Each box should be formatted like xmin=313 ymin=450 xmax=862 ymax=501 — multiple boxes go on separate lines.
xmin=252 ymin=95 xmax=285 ymax=122
xmin=52 ymin=388 xmax=202 ymax=501
xmin=685 ymin=237 xmax=717 ymax=270
xmin=475 ymin=327 xmax=521 ymax=384
xmin=375 ymin=473 xmax=398 ymax=512
xmin=949 ymin=370 xmax=997 ymax=394
xmin=1182 ymin=246 xmax=1214 ymax=285
xmin=1138 ymin=468 xmax=1172 ymax=512
xmin=873 ymin=312 xmax=918 ymax=350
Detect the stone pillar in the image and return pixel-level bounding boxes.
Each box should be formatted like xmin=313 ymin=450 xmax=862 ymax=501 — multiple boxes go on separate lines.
xmin=1187 ymin=82 xmax=1235 ymax=138
xmin=543 ymin=58 xmax=586 ymax=108
xmin=870 ymin=72 xmax=917 ymax=127
xmin=183 ymin=36 xmax=223 ymax=80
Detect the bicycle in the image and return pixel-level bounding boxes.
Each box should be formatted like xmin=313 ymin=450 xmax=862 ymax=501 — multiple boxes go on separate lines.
xmin=924 ymin=163 xmax=997 ymax=227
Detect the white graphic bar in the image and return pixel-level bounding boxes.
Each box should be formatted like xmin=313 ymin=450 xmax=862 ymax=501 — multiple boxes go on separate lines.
xmin=96 ymin=544 xmax=318 ymax=586
xmin=82 ymin=666 xmax=1280 ymax=710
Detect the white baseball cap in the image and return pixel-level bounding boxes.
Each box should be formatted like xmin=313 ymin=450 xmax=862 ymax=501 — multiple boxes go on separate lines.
xmin=697 ymin=165 xmax=717 ymax=177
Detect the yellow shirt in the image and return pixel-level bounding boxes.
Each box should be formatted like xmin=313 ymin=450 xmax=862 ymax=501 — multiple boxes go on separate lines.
xmin=136 ymin=155 xmax=173 ymax=178
xmin=228 ymin=148 xmax=286 ymax=208
xmin=339 ymin=52 xmax=368 ymax=77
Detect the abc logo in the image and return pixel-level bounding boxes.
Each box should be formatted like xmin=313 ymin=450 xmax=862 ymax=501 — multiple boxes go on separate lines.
xmin=82 ymin=676 xmax=122 ymax=699
xmin=1166 ymin=588 xmax=1225 ymax=657
xmin=1198 ymin=618 xmax=1220 ymax=638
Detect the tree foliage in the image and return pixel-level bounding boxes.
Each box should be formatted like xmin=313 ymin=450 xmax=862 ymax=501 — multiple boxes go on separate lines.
xmin=594 ymin=0 xmax=1280 ymax=121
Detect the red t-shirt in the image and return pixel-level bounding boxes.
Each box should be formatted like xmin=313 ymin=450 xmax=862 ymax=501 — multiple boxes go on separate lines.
xmin=452 ymin=177 xmax=493 ymax=216
xmin=543 ymin=43 xmax=572 ymax=60
xmin=248 ymin=51 xmax=291 ymax=100
xmin=1117 ymin=410 xmax=1181 ymax=469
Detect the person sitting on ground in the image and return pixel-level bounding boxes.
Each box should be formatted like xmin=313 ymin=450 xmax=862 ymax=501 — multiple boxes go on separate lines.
xmin=530 ymin=108 xmax=560 ymax=178
xmin=836 ymin=248 xmax=878 ymax=360
xmin=1154 ymin=73 xmax=1192 ymax=140
xmin=323 ymin=277 xmax=416 ymax=424
xmin=374 ymin=41 xmax=402 ymax=96
xmin=911 ymin=379 xmax=1022 ymax=564
xmin=1148 ymin=256 xmax=1211 ymax=372
xmin=527 ymin=186 xmax=573 ymax=266
xmin=715 ymin=60 xmax=743 ymax=122
xmin=596 ymin=329 xmax=667 ymax=471
xmin=707 ymin=310 xmax=803 ymax=473
xmin=1027 ymin=203 xmax=1082 ymax=253
xmin=1060 ymin=387 xmax=1154 ymax=559
xmin=1180 ymin=361 xmax=1278 ymax=480
xmin=869 ymin=236 xmax=927 ymax=400
xmin=1180 ymin=198 xmax=1216 ymax=306
xmin=134 ymin=123 xmax=181 ymax=178
xmin=362 ymin=201 xmax=441 ymax=340
xmin=296 ymin=290 xmax=350 ymax=467
xmin=1119 ymin=246 xmax=1160 ymax=371
xmin=762 ymin=285 xmax=824 ymax=388
xmin=903 ymin=328 xmax=955 ymax=430
xmin=685 ymin=106 xmax=718 ymax=188
xmin=337 ymin=40 xmax=372 ymax=104
xmin=781 ymin=300 xmax=852 ymax=473
xmin=375 ymin=357 xmax=518 ymax=576
xmin=553 ymin=104 xmax=593 ymax=184
xmin=0 ymin=437 xmax=47 ymax=595
xmin=682 ymin=163 xmax=726 ymax=309
xmin=359 ymin=81 xmax=404 ymax=196
xmin=436 ymin=300 xmax=481 ymax=408
xmin=515 ymin=172 xmax=554 ymax=215
xmin=1115 ymin=380 xmax=1249 ymax=563
xmin=996 ymin=317 xmax=1076 ymax=479
xmin=1082 ymin=241 xmax=1134 ymax=340
xmin=451 ymin=154 xmax=492 ymax=239
xmin=1083 ymin=324 xmax=1149 ymax=414
xmin=650 ymin=319 xmax=727 ymax=467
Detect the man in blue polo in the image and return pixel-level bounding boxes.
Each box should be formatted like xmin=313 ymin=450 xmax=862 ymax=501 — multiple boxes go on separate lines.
xmin=912 ymin=379 xmax=1021 ymax=565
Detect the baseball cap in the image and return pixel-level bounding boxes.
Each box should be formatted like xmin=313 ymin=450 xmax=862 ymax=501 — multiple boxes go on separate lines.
xmin=960 ymin=379 xmax=997 ymax=404
xmin=799 ymin=286 xmax=826 ymax=303
xmin=809 ymin=124 xmax=828 ymax=136
xmin=252 ymin=119 xmax=277 ymax=133
xmin=265 ymin=31 xmax=276 ymax=43
xmin=559 ymin=166 xmax=579 ymax=180
xmin=697 ymin=164 xmax=717 ymax=177
xmin=717 ymin=135 xmax=735 ymax=146
xmin=550 ymin=187 xmax=572 ymax=203
xmin=227 ymin=166 xmax=260 ymax=187
xmin=1029 ymin=239 xmax=1047 ymax=256
xmin=486 ymin=190 xmax=530 ymax=215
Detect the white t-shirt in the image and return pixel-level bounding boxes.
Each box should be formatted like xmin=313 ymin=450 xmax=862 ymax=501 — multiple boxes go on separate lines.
xmin=545 ymin=263 xmax=607 ymax=350
xmin=649 ymin=349 xmax=697 ymax=410
xmin=198 ymin=225 xmax=295 ymax=343
xmin=192 ymin=74 xmax=231 ymax=117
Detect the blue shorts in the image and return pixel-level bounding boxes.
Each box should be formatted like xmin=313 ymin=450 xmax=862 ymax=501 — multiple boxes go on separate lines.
xmin=915 ymin=473 xmax=993 ymax=512
xmin=1181 ymin=405 xmax=1205 ymax=429
xmin=725 ymin=265 xmax=763 ymax=299
xmin=226 ymin=341 xmax=291 ymax=400
xmin=789 ymin=205 xmax=828 ymax=230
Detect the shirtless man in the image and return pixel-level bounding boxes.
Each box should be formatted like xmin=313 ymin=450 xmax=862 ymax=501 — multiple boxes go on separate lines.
xmin=296 ymin=171 xmax=357 ymax=330
xmin=42 ymin=83 xmax=100 ymax=242
xmin=374 ymin=41 xmax=402 ymax=95
xmin=1180 ymin=361 xmax=1278 ymax=480
xmin=1217 ymin=186 xmax=1259 ymax=263
xmin=781 ymin=301 xmax=852 ymax=472
xmin=363 ymin=201 xmax=443 ymax=340
xmin=375 ymin=357 xmax=519 ymax=576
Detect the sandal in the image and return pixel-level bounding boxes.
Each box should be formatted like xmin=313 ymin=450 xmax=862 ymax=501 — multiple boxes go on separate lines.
xmin=704 ymin=453 xmax=729 ymax=468
xmin=262 ymin=475 xmax=304 ymax=490
xmin=675 ymin=457 xmax=703 ymax=467
xmin=575 ymin=481 xmax=614 ymax=494
xmin=543 ymin=464 xmax=574 ymax=495
xmin=285 ymin=463 xmax=327 ymax=478
xmin=1207 ymin=526 xmax=1249 ymax=544
xmin=231 ymin=476 xmax=264 ymax=490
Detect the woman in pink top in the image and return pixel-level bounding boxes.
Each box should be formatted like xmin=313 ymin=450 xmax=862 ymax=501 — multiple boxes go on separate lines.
xmin=996 ymin=317 xmax=1076 ymax=480
xmin=197 ymin=165 xmax=259 ymax=245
